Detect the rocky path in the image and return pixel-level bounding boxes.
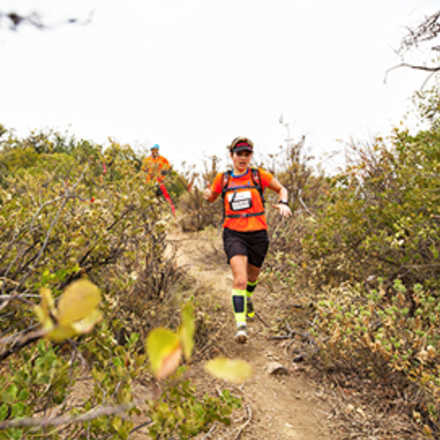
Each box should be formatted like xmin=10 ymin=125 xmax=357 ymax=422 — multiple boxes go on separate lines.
xmin=169 ymin=228 xmax=334 ymax=440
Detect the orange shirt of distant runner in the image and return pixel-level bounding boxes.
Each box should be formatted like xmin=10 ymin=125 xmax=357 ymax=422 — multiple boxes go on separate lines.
xmin=142 ymin=154 xmax=170 ymax=184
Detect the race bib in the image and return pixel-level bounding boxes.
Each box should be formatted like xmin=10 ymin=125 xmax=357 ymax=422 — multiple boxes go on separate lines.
xmin=228 ymin=191 xmax=252 ymax=211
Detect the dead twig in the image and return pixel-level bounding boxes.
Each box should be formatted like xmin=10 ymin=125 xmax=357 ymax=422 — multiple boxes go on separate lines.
xmin=0 ymin=328 xmax=46 ymax=362
xmin=233 ymin=404 xmax=252 ymax=440
xmin=0 ymin=293 xmax=38 ymax=312
xmin=270 ymin=323 xmax=319 ymax=362
xmin=255 ymin=311 xmax=270 ymax=328
xmin=128 ymin=419 xmax=153 ymax=436
xmin=201 ymin=422 xmax=218 ymax=439
xmin=296 ymin=188 xmax=315 ymax=218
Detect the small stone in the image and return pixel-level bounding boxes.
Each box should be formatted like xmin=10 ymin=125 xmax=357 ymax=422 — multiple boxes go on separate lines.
xmin=292 ymin=354 xmax=305 ymax=362
xmin=266 ymin=361 xmax=289 ymax=375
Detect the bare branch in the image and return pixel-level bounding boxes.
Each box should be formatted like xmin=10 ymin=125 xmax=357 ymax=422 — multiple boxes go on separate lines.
xmin=129 ymin=420 xmax=154 ymax=436
xmin=387 ymin=62 xmax=440 ymax=74
xmin=200 ymin=422 xmax=218 ymax=439
xmin=0 ymin=328 xmax=46 ymax=362
xmin=0 ymin=292 xmax=38 ymax=312
xmin=298 ymin=189 xmax=316 ymax=218
xmin=384 ymin=62 xmax=440 ymax=87
xmin=234 ymin=404 xmax=252 ymax=440
xmin=420 ymin=70 xmax=439 ymax=90
xmin=1 ymin=165 xmax=89 ymax=296
xmin=386 ymin=10 xmax=440 ymax=86
xmin=0 ymin=399 xmax=149 ymax=430
xmin=399 ymin=10 xmax=440 ymax=52
xmin=0 ymin=10 xmax=94 ymax=31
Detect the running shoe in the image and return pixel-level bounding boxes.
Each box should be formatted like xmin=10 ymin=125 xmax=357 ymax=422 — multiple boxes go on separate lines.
xmin=234 ymin=324 xmax=248 ymax=344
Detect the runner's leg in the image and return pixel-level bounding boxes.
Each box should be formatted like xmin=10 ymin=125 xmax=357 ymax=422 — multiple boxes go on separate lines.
xmin=247 ymin=263 xmax=260 ymax=284
xmin=245 ymin=230 xmax=268 ymax=319
xmin=246 ymin=263 xmax=260 ymax=318
xmin=158 ymin=183 xmax=176 ymax=216
xmin=230 ymin=255 xmax=248 ymax=342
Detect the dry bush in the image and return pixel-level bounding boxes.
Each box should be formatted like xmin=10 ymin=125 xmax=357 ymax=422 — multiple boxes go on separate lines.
xmin=262 ymin=139 xmax=330 ymax=281
xmin=253 ymin=130 xmax=440 ymax=436
xmin=0 ymin=129 xmax=232 ymax=439
xmin=294 ymin=131 xmax=440 ymax=436
xmin=178 ymin=156 xmax=223 ymax=232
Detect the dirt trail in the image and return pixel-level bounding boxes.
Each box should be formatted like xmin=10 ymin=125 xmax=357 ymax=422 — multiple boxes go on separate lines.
xmin=169 ymin=228 xmax=334 ymax=440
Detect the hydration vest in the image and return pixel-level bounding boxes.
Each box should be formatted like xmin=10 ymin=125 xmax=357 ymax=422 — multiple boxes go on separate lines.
xmin=221 ymin=168 xmax=265 ymax=220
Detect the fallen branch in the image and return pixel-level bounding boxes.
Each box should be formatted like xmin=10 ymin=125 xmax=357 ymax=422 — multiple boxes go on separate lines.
xmin=0 ymin=328 xmax=46 ymax=362
xmin=128 ymin=419 xmax=153 ymax=436
xmin=200 ymin=422 xmax=218 ymax=439
xmin=269 ymin=323 xmax=319 ymax=362
xmin=234 ymin=404 xmax=252 ymax=440
xmin=0 ymin=399 xmax=148 ymax=430
xmin=255 ymin=311 xmax=270 ymax=328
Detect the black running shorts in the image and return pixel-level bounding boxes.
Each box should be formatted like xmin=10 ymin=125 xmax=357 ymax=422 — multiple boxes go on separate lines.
xmin=222 ymin=227 xmax=269 ymax=268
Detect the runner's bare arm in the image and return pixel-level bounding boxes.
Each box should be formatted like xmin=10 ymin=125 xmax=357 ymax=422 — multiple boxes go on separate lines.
xmin=267 ymin=177 xmax=292 ymax=217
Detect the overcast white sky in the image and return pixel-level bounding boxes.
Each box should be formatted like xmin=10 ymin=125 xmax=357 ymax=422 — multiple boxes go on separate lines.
xmin=1 ymin=1 xmax=438 ymax=172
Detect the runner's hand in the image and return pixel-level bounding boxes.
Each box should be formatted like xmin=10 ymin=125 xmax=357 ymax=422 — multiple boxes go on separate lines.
xmin=273 ymin=203 xmax=292 ymax=218
xmin=203 ymin=187 xmax=212 ymax=201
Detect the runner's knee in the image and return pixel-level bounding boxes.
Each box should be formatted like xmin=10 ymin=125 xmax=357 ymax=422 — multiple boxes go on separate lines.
xmin=233 ymin=276 xmax=247 ymax=290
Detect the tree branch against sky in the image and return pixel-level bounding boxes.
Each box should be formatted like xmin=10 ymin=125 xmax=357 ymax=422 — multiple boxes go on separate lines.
xmin=400 ymin=10 xmax=440 ymax=52
xmin=1 ymin=0 xmax=438 ymax=174
xmin=385 ymin=9 xmax=440 ymax=87
xmin=0 ymin=9 xmax=93 ymax=31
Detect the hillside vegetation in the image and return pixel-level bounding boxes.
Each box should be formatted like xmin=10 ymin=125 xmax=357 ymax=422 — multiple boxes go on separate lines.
xmin=0 ymin=83 xmax=439 ymax=439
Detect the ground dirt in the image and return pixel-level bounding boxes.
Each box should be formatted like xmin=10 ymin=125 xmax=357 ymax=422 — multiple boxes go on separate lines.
xmin=165 ymin=227 xmax=335 ymax=440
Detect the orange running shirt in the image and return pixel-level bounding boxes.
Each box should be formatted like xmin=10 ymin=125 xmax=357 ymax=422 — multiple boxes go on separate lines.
xmin=211 ymin=167 xmax=273 ymax=232
xmin=142 ymin=155 xmax=171 ymax=183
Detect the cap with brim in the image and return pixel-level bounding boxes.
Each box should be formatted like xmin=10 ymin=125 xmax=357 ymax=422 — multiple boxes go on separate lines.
xmin=233 ymin=142 xmax=253 ymax=153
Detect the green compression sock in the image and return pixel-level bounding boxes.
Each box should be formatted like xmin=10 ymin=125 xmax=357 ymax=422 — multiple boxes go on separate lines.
xmin=246 ymin=280 xmax=258 ymax=297
xmin=231 ymin=289 xmax=247 ymax=327
xmin=246 ymin=281 xmax=257 ymax=318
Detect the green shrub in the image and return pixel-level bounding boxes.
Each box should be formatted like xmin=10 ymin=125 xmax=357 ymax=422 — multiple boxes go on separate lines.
xmin=291 ymin=129 xmax=440 ymax=433
xmin=0 ymin=128 xmax=245 ymax=439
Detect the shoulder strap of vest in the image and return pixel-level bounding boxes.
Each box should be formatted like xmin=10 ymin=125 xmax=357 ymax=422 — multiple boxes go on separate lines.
xmin=221 ymin=168 xmax=265 ymax=202
xmin=250 ymin=168 xmax=265 ymax=205
xmin=220 ymin=168 xmax=266 ymax=224
xmin=249 ymin=168 xmax=260 ymax=185
xmin=220 ymin=170 xmax=232 ymax=224
xmin=221 ymin=170 xmax=232 ymax=199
